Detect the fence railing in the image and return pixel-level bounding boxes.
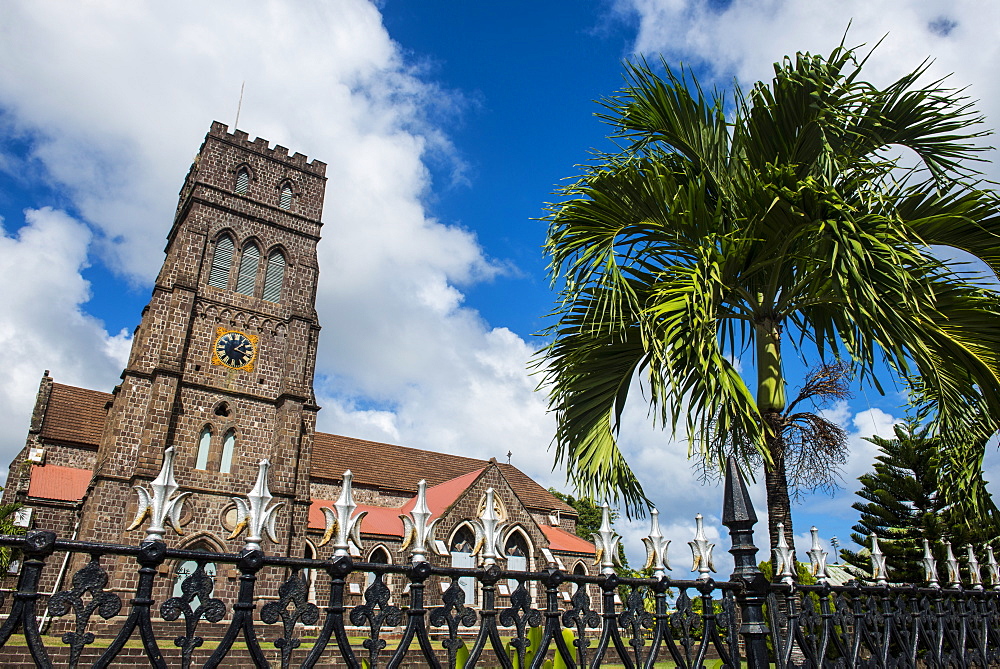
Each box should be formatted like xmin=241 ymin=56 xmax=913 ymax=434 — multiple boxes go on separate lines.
xmin=0 ymin=454 xmax=997 ymax=668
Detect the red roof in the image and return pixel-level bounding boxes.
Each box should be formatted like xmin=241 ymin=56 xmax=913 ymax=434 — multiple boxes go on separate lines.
xmin=308 ymin=500 xmax=407 ymax=537
xmin=26 ymin=464 xmax=92 ymax=501
xmin=309 ymin=469 xmax=487 ymax=538
xmin=311 ymin=433 xmax=574 ymax=514
xmin=541 ymin=524 xmax=596 ymax=555
xmin=399 ymin=469 xmax=483 ymax=519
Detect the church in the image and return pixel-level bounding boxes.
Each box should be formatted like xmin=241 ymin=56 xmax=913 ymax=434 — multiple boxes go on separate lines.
xmin=1 ymin=122 xmax=594 ymax=600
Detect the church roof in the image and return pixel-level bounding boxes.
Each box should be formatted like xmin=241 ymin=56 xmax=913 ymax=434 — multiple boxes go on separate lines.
xmin=27 ymin=464 xmax=92 ymax=501
xmin=30 ymin=383 xmax=575 ymax=516
xmin=311 ymin=433 xmax=574 ymax=514
xmin=399 ymin=468 xmax=484 ymax=519
xmin=540 ymin=524 xmax=597 ymax=555
xmin=40 ymin=384 xmax=110 ymax=447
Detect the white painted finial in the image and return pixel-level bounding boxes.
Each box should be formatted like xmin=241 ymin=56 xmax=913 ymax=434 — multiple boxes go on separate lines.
xmin=592 ymin=503 xmax=622 ymax=575
xmin=642 ymin=508 xmax=671 ymax=579
xmin=227 ymin=459 xmax=283 ymax=551
xmin=400 ymin=479 xmax=444 ymax=563
xmin=319 ymin=470 xmax=367 ymax=557
xmin=688 ymin=513 xmax=716 ymax=581
xmin=126 ymin=446 xmax=190 ymax=541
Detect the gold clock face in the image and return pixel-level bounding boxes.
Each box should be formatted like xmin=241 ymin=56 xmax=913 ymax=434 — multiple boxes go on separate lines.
xmin=212 ymin=328 xmax=258 ymax=371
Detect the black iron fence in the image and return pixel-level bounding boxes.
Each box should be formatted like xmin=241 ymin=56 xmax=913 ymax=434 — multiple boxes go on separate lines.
xmin=0 ymin=458 xmax=997 ymax=668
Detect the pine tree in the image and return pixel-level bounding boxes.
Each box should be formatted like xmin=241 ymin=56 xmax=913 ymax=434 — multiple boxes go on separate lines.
xmin=843 ymin=423 xmax=999 ymax=584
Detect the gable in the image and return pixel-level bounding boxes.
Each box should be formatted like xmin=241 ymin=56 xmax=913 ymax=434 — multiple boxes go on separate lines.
xmin=311 ymin=433 xmax=574 ymax=515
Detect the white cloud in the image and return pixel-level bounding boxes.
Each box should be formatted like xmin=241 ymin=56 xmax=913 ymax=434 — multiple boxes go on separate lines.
xmin=616 ymin=0 xmax=1000 ymax=176
xmin=0 ymin=2 xmax=555 ymax=500
xmin=0 ymin=208 xmax=129 ymax=458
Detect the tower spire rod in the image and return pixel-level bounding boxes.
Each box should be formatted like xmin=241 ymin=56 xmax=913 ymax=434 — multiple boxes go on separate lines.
xmin=234 ymin=81 xmax=245 ymax=130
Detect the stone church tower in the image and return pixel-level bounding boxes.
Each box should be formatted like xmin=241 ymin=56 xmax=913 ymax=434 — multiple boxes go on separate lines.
xmin=78 ymin=122 xmax=326 ymax=555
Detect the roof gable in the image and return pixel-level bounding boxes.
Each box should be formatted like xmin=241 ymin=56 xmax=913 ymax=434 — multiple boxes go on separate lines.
xmin=312 ymin=433 xmax=574 ymax=514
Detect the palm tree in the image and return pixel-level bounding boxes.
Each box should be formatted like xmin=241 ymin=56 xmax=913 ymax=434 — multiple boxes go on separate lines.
xmin=539 ymin=45 xmax=1000 ymax=550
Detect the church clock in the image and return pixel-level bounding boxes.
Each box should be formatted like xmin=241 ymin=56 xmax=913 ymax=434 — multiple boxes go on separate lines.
xmin=212 ymin=328 xmax=258 ymax=371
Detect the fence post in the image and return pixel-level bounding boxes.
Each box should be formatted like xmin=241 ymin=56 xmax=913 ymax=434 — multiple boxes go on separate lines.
xmin=722 ymin=456 xmax=770 ymax=669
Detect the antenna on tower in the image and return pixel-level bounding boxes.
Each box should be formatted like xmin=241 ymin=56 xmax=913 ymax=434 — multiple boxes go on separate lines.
xmin=234 ymin=81 xmax=246 ymax=131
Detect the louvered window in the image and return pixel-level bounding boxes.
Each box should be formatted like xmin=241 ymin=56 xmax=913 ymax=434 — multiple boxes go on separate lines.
xmin=236 ymin=244 xmax=260 ymax=296
xmin=279 ymin=184 xmax=293 ymax=210
xmin=208 ymin=236 xmax=234 ymax=288
xmin=220 ymin=430 xmax=236 ymax=474
xmin=262 ymin=251 xmax=286 ymax=302
xmin=235 ymin=167 xmax=250 ymax=195
xmin=195 ymin=427 xmax=211 ymax=470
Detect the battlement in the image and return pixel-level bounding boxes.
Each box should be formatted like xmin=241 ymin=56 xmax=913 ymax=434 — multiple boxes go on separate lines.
xmin=208 ymin=121 xmax=326 ymax=176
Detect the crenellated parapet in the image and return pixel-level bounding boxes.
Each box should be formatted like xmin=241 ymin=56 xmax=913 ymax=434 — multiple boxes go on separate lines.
xmin=208 ymin=121 xmax=326 ymax=176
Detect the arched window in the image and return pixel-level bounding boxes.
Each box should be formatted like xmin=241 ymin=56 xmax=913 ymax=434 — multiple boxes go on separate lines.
xmin=279 ymin=183 xmax=293 ymax=210
xmin=236 ymin=243 xmax=260 ymax=296
xmin=195 ymin=427 xmax=211 ymax=470
xmin=572 ymin=561 xmax=587 ymax=595
xmin=303 ymin=542 xmax=318 ymax=603
xmin=366 ymin=546 xmax=391 ymax=589
xmin=235 ymin=167 xmax=250 ymax=195
xmin=172 ymin=543 xmax=218 ymax=610
xmin=450 ymin=525 xmax=476 ymax=606
xmin=220 ymin=429 xmax=236 ymax=474
xmin=505 ymin=531 xmax=529 ymax=592
xmin=262 ymin=250 xmax=286 ymax=303
xmin=208 ymin=235 xmax=234 ymax=289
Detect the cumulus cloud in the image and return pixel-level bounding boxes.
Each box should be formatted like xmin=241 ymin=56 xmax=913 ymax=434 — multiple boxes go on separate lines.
xmin=616 ymin=0 xmax=1000 ymax=178
xmin=0 ymin=1 xmax=560 ymax=496
xmin=0 ymin=208 xmax=129 ymax=457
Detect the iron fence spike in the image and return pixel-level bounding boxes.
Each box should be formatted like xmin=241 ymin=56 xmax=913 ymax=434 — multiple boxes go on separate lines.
xmin=228 ymin=459 xmax=282 ymax=551
xmin=127 ymin=446 xmax=190 ymax=541
xmin=642 ymin=507 xmax=671 ymax=579
xmin=923 ymin=538 xmax=940 ymax=588
xmin=773 ymin=523 xmax=795 ymax=585
xmin=987 ymin=545 xmax=1000 ymax=591
xmin=967 ymin=545 xmax=983 ymax=590
xmin=870 ymin=533 xmax=888 ymax=585
xmin=688 ymin=513 xmax=716 ymax=581
xmin=591 ymin=502 xmax=622 ymax=575
xmin=943 ymin=539 xmax=961 ymax=588
xmin=807 ymin=526 xmax=828 ymax=584
xmin=471 ymin=487 xmax=506 ymax=566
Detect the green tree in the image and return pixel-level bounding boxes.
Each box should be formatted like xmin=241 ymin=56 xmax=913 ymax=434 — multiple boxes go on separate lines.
xmin=0 ymin=494 xmax=24 ymax=574
xmin=538 ymin=45 xmax=1000 ymax=551
xmin=548 ymin=488 xmax=604 ymax=539
xmin=842 ymin=422 xmax=1000 ymax=583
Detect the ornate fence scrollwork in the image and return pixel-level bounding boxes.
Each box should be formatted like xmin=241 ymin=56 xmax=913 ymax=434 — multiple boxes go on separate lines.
xmin=0 ymin=456 xmax=998 ymax=667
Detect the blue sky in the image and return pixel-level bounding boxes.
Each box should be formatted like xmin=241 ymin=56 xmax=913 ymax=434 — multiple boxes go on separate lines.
xmin=0 ymin=1 xmax=998 ymax=571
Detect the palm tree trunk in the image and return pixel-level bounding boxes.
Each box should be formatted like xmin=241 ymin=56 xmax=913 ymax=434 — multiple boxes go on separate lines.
xmin=756 ymin=318 xmax=794 ymax=564
xmin=763 ymin=414 xmax=794 ymax=562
